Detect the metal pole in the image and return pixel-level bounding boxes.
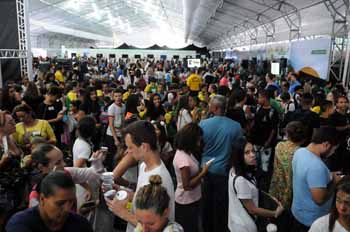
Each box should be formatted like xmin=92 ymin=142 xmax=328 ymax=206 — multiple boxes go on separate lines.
xmin=0 ymin=62 xmax=2 ymax=88
xmin=24 ymin=0 xmax=33 ymax=80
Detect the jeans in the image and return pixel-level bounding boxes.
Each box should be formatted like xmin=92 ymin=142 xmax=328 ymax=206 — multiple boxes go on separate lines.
xmin=202 ymin=173 xmax=229 ymax=232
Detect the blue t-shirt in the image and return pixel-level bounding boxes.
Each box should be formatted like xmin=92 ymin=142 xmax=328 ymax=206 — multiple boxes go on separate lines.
xmin=6 ymin=206 xmax=93 ymax=232
xmin=199 ymin=116 xmax=243 ymax=176
xmin=289 ymin=80 xmax=301 ymax=95
xmin=291 ymin=148 xmax=333 ymax=227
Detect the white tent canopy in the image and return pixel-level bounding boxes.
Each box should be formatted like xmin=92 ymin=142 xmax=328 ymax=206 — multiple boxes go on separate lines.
xmin=28 ymin=0 xmax=344 ymax=49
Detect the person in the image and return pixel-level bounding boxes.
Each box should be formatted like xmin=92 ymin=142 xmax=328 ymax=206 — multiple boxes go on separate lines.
xmin=0 ymin=111 xmax=26 ymax=224
xmin=105 ymin=88 xmax=125 ymax=171
xmin=228 ymin=138 xmax=284 ymax=232
xmin=199 ymin=95 xmax=243 ymax=232
xmin=176 ymin=95 xmax=192 ymax=131
xmin=226 ymin=88 xmax=248 ymax=132
xmin=6 ymin=171 xmax=93 ymax=232
xmin=106 ymin=120 xmax=174 ymax=232
xmin=291 ymin=127 xmax=341 ymax=231
xmin=288 ymin=72 xmax=301 ymax=95
xmin=319 ymin=100 xmax=334 ymax=127
xmin=173 ymin=123 xmax=210 ymax=232
xmin=186 ymin=69 xmax=202 ymax=95
xmin=328 ymin=95 xmax=350 ymax=173
xmin=251 ymin=89 xmax=279 ymax=175
xmin=37 ymin=86 xmax=64 ymax=148
xmin=145 ymin=93 xmax=165 ymax=121
xmin=54 ymin=66 xmax=65 ymax=84
xmin=0 ymin=85 xmax=20 ymax=113
xmin=269 ymin=121 xmax=307 ymax=209
xmin=12 ymin=104 xmax=56 ymax=153
xmin=309 ymin=178 xmax=350 ymax=232
xmin=134 ymin=175 xmax=184 ymax=232
xmin=22 ymin=82 xmax=44 ymax=115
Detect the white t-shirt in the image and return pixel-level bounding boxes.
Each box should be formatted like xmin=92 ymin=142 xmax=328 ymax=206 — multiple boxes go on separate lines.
xmin=228 ymin=168 xmax=258 ymax=232
xmin=126 ymin=161 xmax=175 ymax=232
xmin=106 ymin=103 xmax=125 ymax=137
xmin=173 ymin=150 xmax=201 ymax=204
xmin=309 ymin=214 xmax=348 ymax=232
xmin=177 ymin=109 xmax=192 ymax=131
xmin=73 ymin=137 xmax=92 ymax=166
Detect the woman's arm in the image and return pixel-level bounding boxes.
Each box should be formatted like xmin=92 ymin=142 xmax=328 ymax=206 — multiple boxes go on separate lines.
xmin=180 ymin=164 xmax=210 ymax=191
xmin=241 ymin=199 xmax=283 ymax=218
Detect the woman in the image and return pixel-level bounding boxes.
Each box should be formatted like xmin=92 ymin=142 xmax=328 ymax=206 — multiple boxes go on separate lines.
xmin=188 ymin=95 xmax=202 ymax=123
xmin=176 ymin=95 xmax=192 ymax=131
xmin=0 ymin=111 xmax=26 ymax=219
xmin=228 ymin=138 xmax=284 ymax=232
xmin=78 ymin=87 xmax=101 ymax=148
xmin=12 ymin=104 xmax=56 ymax=154
xmin=1 ymin=85 xmax=20 ymax=113
xmin=134 ymin=175 xmax=184 ymax=232
xmin=309 ymin=178 xmax=350 ymax=232
xmin=145 ymin=93 xmax=165 ymax=121
xmin=269 ymin=121 xmax=306 ymax=208
xmin=173 ymin=123 xmax=210 ymax=232
xmin=152 ymin=120 xmax=173 ymax=157
xmin=22 ymin=82 xmax=44 ymax=115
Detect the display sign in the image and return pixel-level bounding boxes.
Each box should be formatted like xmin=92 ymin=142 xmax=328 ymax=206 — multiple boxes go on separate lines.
xmin=271 ymin=62 xmax=280 ymax=75
xmin=187 ymin=58 xmax=201 ymax=68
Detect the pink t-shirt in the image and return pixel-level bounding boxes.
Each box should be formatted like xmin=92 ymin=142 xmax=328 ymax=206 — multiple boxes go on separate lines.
xmin=219 ymin=77 xmax=229 ymax=87
xmin=173 ymin=150 xmax=201 ymax=204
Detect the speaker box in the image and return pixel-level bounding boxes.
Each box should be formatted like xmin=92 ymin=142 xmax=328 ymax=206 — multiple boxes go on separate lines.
xmin=0 ymin=0 xmax=21 ymax=84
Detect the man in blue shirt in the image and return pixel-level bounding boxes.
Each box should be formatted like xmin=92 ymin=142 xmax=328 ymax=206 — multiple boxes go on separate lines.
xmin=291 ymin=127 xmax=340 ymax=232
xmin=199 ymin=95 xmax=243 ymax=232
xmin=288 ymin=72 xmax=301 ymax=95
xmin=6 ymin=171 xmax=93 ymax=232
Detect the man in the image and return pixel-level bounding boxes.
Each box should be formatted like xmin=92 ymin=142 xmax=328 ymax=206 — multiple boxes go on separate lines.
xmin=199 ymin=95 xmax=243 ymax=232
xmin=288 ymin=72 xmax=301 ymax=95
xmin=105 ymin=88 xmax=125 ymax=171
xmin=6 ymin=171 xmax=93 ymax=232
xmin=319 ymin=100 xmax=334 ymax=127
xmin=186 ymin=68 xmax=202 ymax=95
xmin=291 ymin=127 xmax=340 ymax=232
xmin=251 ymin=89 xmax=279 ymax=177
xmin=106 ymin=120 xmax=174 ymax=232
xmin=37 ymin=86 xmax=64 ymax=147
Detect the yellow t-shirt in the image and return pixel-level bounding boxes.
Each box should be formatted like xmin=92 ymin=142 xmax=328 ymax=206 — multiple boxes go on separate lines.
xmin=67 ymin=91 xmax=77 ymax=101
xmin=55 ymin=70 xmax=64 ymax=83
xmin=186 ymin=74 xmax=202 ymax=91
xmin=123 ymin=91 xmax=130 ymax=101
xmin=96 ymin=89 xmax=103 ymax=97
xmin=13 ymin=120 xmax=56 ymax=146
xmin=311 ymin=106 xmax=321 ymax=114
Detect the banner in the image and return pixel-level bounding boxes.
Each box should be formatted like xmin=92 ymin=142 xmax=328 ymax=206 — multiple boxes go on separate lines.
xmin=289 ymin=38 xmax=331 ymax=80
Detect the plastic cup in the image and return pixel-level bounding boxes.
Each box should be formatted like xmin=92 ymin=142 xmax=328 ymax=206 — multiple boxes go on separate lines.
xmin=104 ymin=190 xmax=116 ymax=200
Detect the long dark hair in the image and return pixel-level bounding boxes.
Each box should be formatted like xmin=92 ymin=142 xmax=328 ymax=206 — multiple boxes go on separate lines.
xmin=329 ymin=179 xmax=350 ymax=232
xmin=174 ymin=123 xmax=203 ymax=161
xmin=230 ymin=137 xmax=256 ymax=180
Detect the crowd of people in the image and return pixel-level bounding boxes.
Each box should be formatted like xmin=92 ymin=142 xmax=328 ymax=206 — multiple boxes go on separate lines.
xmin=0 ymin=56 xmax=349 ymax=232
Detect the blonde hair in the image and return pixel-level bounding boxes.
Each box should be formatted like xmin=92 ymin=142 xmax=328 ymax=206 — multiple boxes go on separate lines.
xmin=135 ymin=175 xmax=169 ymax=215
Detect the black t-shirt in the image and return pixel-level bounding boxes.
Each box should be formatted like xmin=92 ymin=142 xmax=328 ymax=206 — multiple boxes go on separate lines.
xmin=251 ymin=106 xmax=279 ymax=146
xmin=319 ymin=116 xmax=332 ymax=127
xmin=37 ymin=100 xmax=63 ymax=133
xmin=329 ymin=111 xmax=350 ymax=144
xmin=6 ymin=206 xmax=93 ymax=232
xmin=226 ymin=107 xmax=247 ymax=131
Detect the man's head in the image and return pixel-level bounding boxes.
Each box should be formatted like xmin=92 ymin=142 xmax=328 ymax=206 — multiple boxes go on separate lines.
xmin=39 ymin=171 xmax=75 ymax=231
xmin=208 ymin=95 xmax=226 ymax=115
xmin=113 ymin=88 xmax=123 ymax=105
xmin=320 ymin=100 xmax=334 ymax=116
xmin=31 ymin=144 xmax=65 ymax=174
xmin=123 ymin=120 xmax=158 ymax=161
xmin=257 ymin=89 xmax=270 ymax=106
xmin=311 ymin=127 xmax=339 ymax=158
xmin=46 ymin=86 xmax=61 ymax=102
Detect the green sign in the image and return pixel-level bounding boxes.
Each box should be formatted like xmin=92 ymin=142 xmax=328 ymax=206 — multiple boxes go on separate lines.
xmin=311 ymin=50 xmax=327 ymax=55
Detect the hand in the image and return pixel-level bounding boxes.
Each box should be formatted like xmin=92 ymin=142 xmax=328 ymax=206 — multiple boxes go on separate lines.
xmin=85 ymin=189 xmax=92 ymax=201
xmin=201 ymin=163 xmax=211 ymax=175
xmin=114 ymin=138 xmax=120 ymax=146
xmin=274 ymin=203 xmax=284 ymax=218
xmin=101 ymin=183 xmax=119 ymax=193
xmin=106 ymin=197 xmax=129 ymax=217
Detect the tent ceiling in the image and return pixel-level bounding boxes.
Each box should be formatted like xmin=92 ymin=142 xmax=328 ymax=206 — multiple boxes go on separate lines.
xmin=28 ymin=0 xmax=339 ymax=49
